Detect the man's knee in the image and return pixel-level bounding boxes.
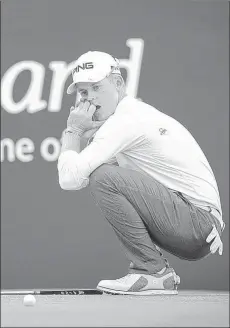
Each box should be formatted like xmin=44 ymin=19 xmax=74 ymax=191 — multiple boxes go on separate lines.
xmin=89 ymin=164 xmax=115 ymax=190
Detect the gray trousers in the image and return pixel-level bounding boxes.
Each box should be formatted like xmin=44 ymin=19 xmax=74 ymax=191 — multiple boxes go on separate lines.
xmin=88 ymin=164 xmax=222 ymax=274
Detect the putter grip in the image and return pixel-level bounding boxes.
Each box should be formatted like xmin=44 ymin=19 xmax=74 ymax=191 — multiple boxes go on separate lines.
xmin=37 ymin=289 xmax=103 ymax=295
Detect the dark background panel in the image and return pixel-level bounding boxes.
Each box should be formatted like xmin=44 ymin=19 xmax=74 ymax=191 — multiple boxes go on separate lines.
xmin=1 ymin=0 xmax=229 ymax=290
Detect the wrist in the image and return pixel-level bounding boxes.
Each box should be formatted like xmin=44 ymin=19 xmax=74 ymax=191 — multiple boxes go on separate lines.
xmin=61 ymin=129 xmax=81 ymax=152
xmin=66 ymin=126 xmax=84 ymax=137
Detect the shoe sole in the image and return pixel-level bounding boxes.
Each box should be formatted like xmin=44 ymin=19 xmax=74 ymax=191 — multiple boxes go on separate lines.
xmin=97 ymin=286 xmax=178 ymax=295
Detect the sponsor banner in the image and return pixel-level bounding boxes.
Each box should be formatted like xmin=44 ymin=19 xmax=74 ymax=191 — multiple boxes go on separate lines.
xmin=1 ymin=39 xmax=144 ymax=162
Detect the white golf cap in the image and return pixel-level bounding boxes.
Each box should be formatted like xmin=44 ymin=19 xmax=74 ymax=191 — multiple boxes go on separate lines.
xmin=67 ymin=51 xmax=121 ymax=95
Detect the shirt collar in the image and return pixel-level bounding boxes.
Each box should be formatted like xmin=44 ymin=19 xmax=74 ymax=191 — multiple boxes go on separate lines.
xmin=115 ymin=95 xmax=135 ymax=114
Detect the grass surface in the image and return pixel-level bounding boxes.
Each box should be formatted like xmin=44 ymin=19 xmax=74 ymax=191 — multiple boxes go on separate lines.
xmin=1 ymin=290 xmax=229 ymax=327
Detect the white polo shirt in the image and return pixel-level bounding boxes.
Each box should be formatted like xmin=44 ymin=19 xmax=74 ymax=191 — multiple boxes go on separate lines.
xmin=58 ymin=96 xmax=224 ymax=229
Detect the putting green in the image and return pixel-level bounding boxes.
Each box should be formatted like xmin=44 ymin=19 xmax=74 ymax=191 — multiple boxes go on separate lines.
xmin=1 ymin=290 xmax=229 ymax=327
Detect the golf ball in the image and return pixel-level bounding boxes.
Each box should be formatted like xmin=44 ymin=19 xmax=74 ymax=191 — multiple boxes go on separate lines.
xmin=23 ymin=294 xmax=36 ymax=306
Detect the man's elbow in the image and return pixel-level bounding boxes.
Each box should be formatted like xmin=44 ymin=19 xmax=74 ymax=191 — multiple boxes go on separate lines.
xmin=58 ymin=174 xmax=78 ymax=190
xmin=59 ymin=179 xmax=76 ymax=190
xmin=58 ymin=174 xmax=88 ymax=191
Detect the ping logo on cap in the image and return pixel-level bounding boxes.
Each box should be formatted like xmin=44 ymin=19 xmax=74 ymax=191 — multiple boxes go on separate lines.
xmin=73 ymin=62 xmax=94 ymax=74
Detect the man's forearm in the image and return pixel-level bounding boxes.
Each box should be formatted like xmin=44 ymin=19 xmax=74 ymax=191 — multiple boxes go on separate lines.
xmin=61 ymin=130 xmax=82 ymax=153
